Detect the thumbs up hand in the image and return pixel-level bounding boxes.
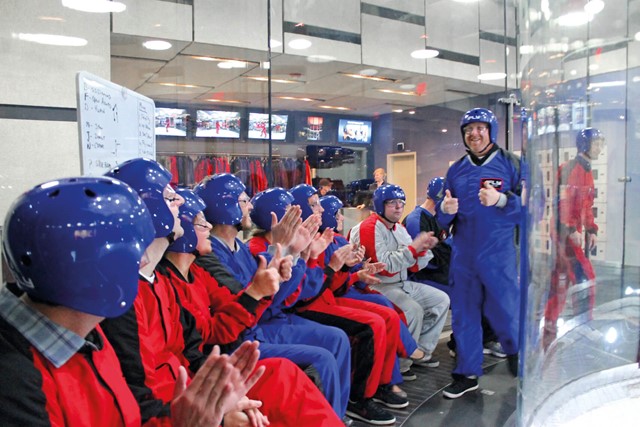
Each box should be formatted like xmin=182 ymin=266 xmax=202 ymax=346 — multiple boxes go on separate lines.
xmin=479 ymin=181 xmax=500 ymax=206
xmin=442 ymin=189 xmax=458 ymax=214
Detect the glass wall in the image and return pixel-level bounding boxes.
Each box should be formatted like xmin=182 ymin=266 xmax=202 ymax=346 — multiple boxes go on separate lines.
xmin=518 ymin=0 xmax=640 ymax=425
xmin=1 ymin=1 xmax=638 ymax=424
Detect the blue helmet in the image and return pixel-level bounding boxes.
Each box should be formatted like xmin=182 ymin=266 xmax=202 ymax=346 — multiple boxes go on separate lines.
xmin=320 ymin=195 xmax=343 ymax=231
xmin=290 ymin=184 xmax=318 ymax=220
xmin=2 ymin=177 xmax=155 ymax=317
xmin=250 ymin=188 xmax=294 ymax=231
xmin=194 ymin=173 xmax=245 ymax=225
xmin=105 ymin=158 xmax=174 ymax=238
xmin=427 ymin=177 xmax=445 ymax=202
xmin=576 ymin=128 xmax=603 ymax=153
xmin=460 ymin=108 xmax=499 ymax=144
xmin=168 ymin=188 xmax=206 ymax=254
xmin=373 ymin=184 xmax=406 ymax=217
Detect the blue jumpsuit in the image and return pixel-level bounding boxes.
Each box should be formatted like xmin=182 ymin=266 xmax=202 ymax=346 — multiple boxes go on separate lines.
xmin=208 ymin=236 xmax=351 ymax=418
xmin=436 ymin=148 xmax=522 ymax=377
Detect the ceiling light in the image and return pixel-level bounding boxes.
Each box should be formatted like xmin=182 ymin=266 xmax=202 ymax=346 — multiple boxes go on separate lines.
xmin=244 ymin=76 xmax=301 ymax=84
xmin=340 ymin=72 xmax=399 ymax=83
xmin=278 ymin=96 xmax=324 ymax=102
xmin=588 ymin=63 xmax=599 ymax=71
xmin=269 ymin=39 xmax=282 ymax=48
xmin=557 ymin=11 xmax=592 ymax=27
xmin=158 ymin=83 xmax=203 ymax=89
xmin=477 ymin=72 xmax=507 ymax=81
xmin=205 ymin=99 xmax=249 ymax=105
xmin=217 ymin=60 xmax=248 ymax=69
xmin=15 ymin=33 xmax=87 ymax=46
xmin=143 ymin=40 xmax=172 ymax=50
xmin=400 ymin=84 xmax=416 ymax=90
xmin=288 ymin=38 xmax=312 ymax=50
xmin=319 ymin=105 xmax=353 ymax=111
xmin=392 ymin=109 xmax=403 ymax=113
xmin=441 ymin=129 xmax=448 ymax=133
xmin=584 ymin=0 xmax=604 ymax=15
xmin=307 ymin=55 xmax=336 ymax=63
xmin=635 ymin=32 xmax=640 ymax=41
xmin=62 ymin=0 xmax=126 ymax=13
xmin=408 ymin=111 xmax=416 ymax=115
xmin=359 ymin=69 xmax=378 ymax=76
xmin=453 ymin=0 xmax=478 ymax=3
xmin=410 ymin=49 xmax=439 ymax=59
xmin=377 ymin=89 xmax=415 ymax=96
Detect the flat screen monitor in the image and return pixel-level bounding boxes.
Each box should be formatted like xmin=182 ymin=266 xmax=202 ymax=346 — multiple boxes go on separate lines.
xmin=338 ymin=119 xmax=372 ymax=144
xmin=248 ymin=112 xmax=288 ymax=140
xmin=155 ymin=107 xmax=189 ymax=137
xmin=196 ymin=110 xmax=241 ymax=138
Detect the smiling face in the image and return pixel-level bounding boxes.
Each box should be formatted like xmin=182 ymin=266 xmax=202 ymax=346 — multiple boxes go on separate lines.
xmin=163 ymin=185 xmax=185 ymax=238
xmin=463 ymin=122 xmax=493 ymax=156
xmin=193 ymin=212 xmax=213 ymax=254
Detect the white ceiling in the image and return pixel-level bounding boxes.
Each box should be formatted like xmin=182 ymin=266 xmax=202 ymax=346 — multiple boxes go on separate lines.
xmin=111 ymin=33 xmax=501 ymax=117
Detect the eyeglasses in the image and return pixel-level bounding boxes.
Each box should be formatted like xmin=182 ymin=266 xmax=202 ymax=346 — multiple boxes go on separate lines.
xmin=194 ymin=222 xmax=212 ymax=231
xmin=238 ymin=198 xmax=250 ymax=205
xmin=164 ymin=196 xmax=181 ymax=203
xmin=463 ymin=125 xmax=488 ymax=135
xmin=384 ymin=199 xmax=406 ymax=207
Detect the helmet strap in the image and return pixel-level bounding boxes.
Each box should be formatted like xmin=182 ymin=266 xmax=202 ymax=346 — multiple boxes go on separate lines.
xmin=166 ymin=231 xmax=176 ymax=244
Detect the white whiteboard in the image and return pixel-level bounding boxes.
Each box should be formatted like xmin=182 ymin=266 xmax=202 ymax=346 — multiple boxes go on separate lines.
xmin=76 ymin=71 xmax=155 ymax=176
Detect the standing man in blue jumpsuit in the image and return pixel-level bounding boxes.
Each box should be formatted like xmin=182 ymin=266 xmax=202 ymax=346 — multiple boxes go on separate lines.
xmin=437 ymin=108 xmax=522 ymax=398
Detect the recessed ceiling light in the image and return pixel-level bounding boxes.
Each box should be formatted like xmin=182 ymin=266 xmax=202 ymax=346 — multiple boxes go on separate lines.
xmin=392 ymin=109 xmax=403 ymax=113
xmin=158 ymin=83 xmax=203 ymax=89
xmin=217 ymin=60 xmax=248 ymax=69
xmin=400 ymin=84 xmax=416 ymax=90
xmin=278 ymin=96 xmax=324 ymax=102
xmin=477 ymin=72 xmax=507 ymax=81
xmin=408 ymin=110 xmax=416 ymax=115
xmin=635 ymin=31 xmax=640 ymax=41
xmin=244 ymin=76 xmax=301 ymax=84
xmin=62 ymin=0 xmax=126 ymax=13
xmin=340 ymin=73 xmax=399 ymax=83
xmin=288 ymin=38 xmax=312 ymax=50
xmin=410 ymin=49 xmax=439 ymax=59
xmin=319 ymin=105 xmax=352 ymax=111
xmin=16 ymin=33 xmax=87 ymax=47
xmin=441 ymin=129 xmax=448 ymax=133
xmin=377 ymin=89 xmax=415 ymax=96
xmin=269 ymin=39 xmax=282 ymax=48
xmin=143 ymin=40 xmax=172 ymax=50
xmin=307 ymin=55 xmax=336 ymax=63
xmin=205 ymin=99 xmax=249 ymax=105
xmin=359 ymin=69 xmax=378 ymax=76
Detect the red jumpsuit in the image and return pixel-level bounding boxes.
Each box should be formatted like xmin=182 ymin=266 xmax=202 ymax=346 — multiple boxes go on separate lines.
xmin=248 ymin=235 xmax=401 ymax=400
xmin=544 ymin=155 xmax=598 ymax=345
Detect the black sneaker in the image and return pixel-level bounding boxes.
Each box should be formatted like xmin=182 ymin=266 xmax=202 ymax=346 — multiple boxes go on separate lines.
xmin=372 ymin=384 xmax=409 ymax=409
xmin=446 ymin=338 xmax=456 ymax=358
xmin=401 ymin=368 xmax=417 ymax=381
xmin=346 ymin=399 xmax=396 ymax=425
xmin=443 ymin=375 xmax=479 ymax=399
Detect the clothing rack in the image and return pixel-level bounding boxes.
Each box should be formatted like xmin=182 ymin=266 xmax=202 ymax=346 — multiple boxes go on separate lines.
xmin=156 ymin=151 xmax=282 ymax=158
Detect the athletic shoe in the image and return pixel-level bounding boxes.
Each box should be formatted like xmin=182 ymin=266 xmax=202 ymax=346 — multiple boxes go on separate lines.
xmin=401 ymin=368 xmax=417 ymax=381
xmin=393 ymin=386 xmax=408 ymax=399
xmin=412 ymin=353 xmax=440 ymax=368
xmin=372 ymin=384 xmax=410 ymax=409
xmin=483 ymin=341 xmax=507 ymax=358
xmin=443 ymin=375 xmax=479 ymax=399
xmin=342 ymin=415 xmax=354 ymax=426
xmin=346 ymin=399 xmax=396 ymax=425
xmin=446 ymin=339 xmax=456 ymax=358
xmin=399 ymin=357 xmax=413 ymax=372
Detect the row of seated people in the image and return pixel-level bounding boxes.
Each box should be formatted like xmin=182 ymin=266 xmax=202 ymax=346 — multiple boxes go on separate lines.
xmin=0 ymin=158 xmax=451 ymax=427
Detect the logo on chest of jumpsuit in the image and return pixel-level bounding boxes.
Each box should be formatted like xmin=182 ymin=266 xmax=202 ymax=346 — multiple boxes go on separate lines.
xmin=480 ymin=178 xmax=503 ymax=191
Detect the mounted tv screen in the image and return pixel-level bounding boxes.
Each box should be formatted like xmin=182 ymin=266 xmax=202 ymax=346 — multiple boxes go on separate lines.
xmin=306 ymin=116 xmax=324 ymax=141
xmin=338 ymin=119 xmax=372 ymax=144
xmin=196 ymin=110 xmax=241 ymax=138
xmin=155 ymin=107 xmax=189 ymax=136
xmin=248 ymin=112 xmax=288 ymax=140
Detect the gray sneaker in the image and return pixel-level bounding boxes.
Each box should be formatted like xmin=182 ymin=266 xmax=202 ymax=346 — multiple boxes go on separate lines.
xmin=483 ymin=341 xmax=507 ymax=358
